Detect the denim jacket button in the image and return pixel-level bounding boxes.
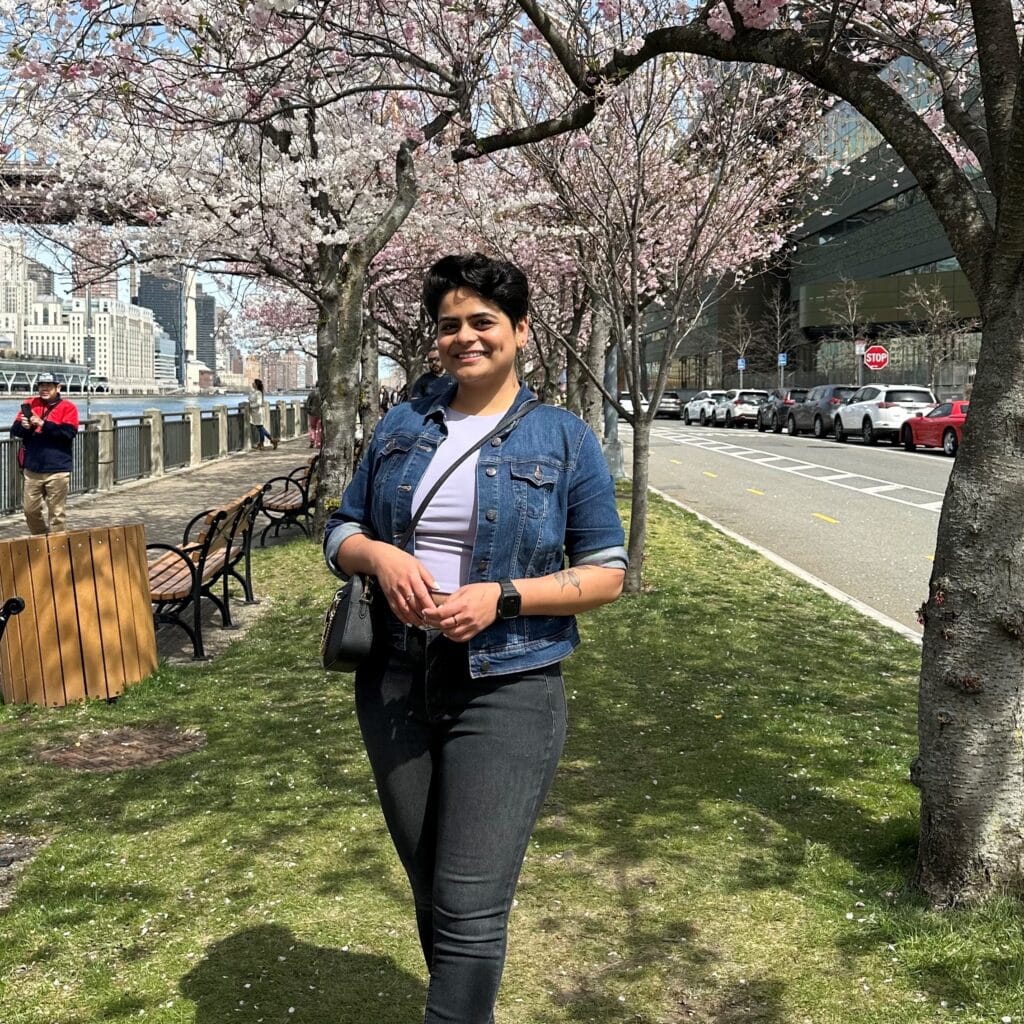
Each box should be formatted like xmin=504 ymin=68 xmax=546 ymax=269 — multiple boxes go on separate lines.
xmin=485 ymin=509 xmax=497 ymax=522
xmin=490 ymin=437 xmax=502 ymax=447
xmin=479 ymin=659 xmax=490 ymax=673
xmin=485 ymin=466 xmax=497 ymax=477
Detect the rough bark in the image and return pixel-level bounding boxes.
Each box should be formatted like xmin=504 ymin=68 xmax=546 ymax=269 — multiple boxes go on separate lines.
xmin=359 ymin=316 xmax=381 ymax=442
xmin=623 ymin=413 xmax=650 ymax=594
xmin=314 ymin=249 xmax=365 ymax=536
xmin=914 ymin=288 xmax=1024 ymax=903
xmin=565 ymin=349 xmax=583 ymax=416
xmin=582 ymin=317 xmax=607 ymax=437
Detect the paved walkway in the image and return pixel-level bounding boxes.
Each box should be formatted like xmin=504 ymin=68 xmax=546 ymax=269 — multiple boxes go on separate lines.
xmin=0 ymin=438 xmax=316 ymax=544
xmin=0 ymin=438 xmax=321 ymax=664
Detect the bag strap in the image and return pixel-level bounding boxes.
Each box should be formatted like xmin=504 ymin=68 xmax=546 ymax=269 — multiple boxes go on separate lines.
xmin=396 ymin=397 xmax=539 ymax=549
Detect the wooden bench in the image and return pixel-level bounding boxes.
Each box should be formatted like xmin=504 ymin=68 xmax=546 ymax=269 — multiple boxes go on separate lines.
xmin=259 ymin=454 xmax=319 ymax=546
xmin=146 ymin=485 xmax=266 ymax=659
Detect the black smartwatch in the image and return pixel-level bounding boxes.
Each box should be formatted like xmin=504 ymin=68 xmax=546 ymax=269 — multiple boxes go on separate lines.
xmin=496 ymin=579 xmax=522 ymax=619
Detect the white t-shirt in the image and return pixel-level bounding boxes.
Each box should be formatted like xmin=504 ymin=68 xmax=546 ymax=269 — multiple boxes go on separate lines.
xmin=411 ymin=409 xmax=505 ymax=593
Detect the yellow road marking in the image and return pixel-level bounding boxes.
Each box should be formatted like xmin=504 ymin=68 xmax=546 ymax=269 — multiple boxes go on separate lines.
xmin=747 ymin=488 xmax=764 ymax=496
xmin=702 ymin=471 xmax=718 ymax=479
xmin=926 ymin=555 xmax=934 ymax=562
xmin=812 ymin=512 xmax=839 ymax=525
xmin=670 ymin=459 xmax=682 ymax=465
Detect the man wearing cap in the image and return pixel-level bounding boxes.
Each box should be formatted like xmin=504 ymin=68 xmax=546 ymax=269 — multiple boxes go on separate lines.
xmin=11 ymin=374 xmax=79 ymax=534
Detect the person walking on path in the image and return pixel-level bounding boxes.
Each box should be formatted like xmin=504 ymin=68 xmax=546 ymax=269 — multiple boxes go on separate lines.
xmin=304 ymin=385 xmax=322 ymax=449
xmin=247 ymin=378 xmax=277 ymax=450
xmin=324 ymin=253 xmax=626 ymax=1024
xmin=409 ymin=346 xmax=454 ymax=402
xmin=11 ymin=373 xmax=79 ymax=535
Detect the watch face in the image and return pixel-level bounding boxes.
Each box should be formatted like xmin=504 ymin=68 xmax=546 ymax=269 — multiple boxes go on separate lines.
xmin=498 ymin=589 xmax=521 ymax=618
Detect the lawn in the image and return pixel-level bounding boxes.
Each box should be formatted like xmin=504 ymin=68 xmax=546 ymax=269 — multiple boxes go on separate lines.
xmin=0 ymin=493 xmax=1022 ymax=1023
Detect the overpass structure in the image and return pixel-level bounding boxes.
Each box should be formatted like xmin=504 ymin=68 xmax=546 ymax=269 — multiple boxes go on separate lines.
xmin=0 ymin=164 xmax=146 ymax=225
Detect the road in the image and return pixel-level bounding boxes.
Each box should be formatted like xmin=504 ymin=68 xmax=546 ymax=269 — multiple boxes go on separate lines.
xmin=623 ymin=419 xmax=954 ymax=635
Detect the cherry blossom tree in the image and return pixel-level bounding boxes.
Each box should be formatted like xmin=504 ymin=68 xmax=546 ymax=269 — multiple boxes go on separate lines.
xmin=0 ymin=0 xmax=504 ymax=522
xmin=463 ymin=0 xmax=1024 ymax=904
xmin=479 ymin=52 xmax=816 ymax=588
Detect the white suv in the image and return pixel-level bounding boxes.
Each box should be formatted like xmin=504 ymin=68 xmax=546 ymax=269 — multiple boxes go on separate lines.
xmin=714 ymin=389 xmax=770 ymax=428
xmin=833 ymin=384 xmax=936 ymax=445
xmin=682 ymin=389 xmax=726 ymax=425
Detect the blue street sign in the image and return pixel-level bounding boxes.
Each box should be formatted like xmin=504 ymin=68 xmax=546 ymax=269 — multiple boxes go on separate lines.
xmin=737 ymin=358 xmax=746 ymax=371
xmin=778 ymin=352 xmax=788 ymax=366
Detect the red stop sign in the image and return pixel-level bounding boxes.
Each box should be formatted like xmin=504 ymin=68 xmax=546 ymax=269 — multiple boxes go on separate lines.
xmin=864 ymin=344 xmax=889 ymax=371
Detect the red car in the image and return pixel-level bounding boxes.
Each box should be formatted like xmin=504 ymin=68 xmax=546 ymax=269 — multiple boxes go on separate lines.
xmin=901 ymin=400 xmax=969 ymax=456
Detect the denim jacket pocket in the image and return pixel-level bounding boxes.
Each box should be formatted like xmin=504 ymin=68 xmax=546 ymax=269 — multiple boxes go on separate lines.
xmin=372 ymin=433 xmax=418 ymax=494
xmin=509 ymin=459 xmax=559 ymax=519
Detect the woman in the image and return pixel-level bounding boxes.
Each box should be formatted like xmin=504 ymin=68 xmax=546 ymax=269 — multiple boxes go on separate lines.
xmin=323 ymin=253 xmax=626 ymax=1023
xmin=247 ymin=378 xmax=277 ymax=450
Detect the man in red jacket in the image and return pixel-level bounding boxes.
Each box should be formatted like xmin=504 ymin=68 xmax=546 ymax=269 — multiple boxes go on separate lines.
xmin=11 ymin=373 xmax=79 ymax=534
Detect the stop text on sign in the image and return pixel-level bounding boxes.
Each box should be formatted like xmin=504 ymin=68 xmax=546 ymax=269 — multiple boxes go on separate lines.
xmin=863 ymin=345 xmax=890 ymax=371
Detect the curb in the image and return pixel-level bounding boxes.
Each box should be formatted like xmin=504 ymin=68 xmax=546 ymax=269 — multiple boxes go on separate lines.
xmin=647 ymin=484 xmax=922 ymax=647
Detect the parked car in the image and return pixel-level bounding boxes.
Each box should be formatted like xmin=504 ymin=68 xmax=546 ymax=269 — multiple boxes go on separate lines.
xmin=618 ymin=390 xmax=650 ymax=416
xmin=682 ymin=389 xmax=726 ymax=425
xmin=714 ymin=389 xmax=770 ymax=428
xmin=833 ymin=383 xmax=937 ymax=444
xmin=653 ymin=389 xmax=684 ymax=419
xmin=756 ymin=387 xmax=809 ymax=433
xmin=901 ymin=400 xmax=969 ymax=456
xmin=788 ymin=384 xmax=858 ymax=438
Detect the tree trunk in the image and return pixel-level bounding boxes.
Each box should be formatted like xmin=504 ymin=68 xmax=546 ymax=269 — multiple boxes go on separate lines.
xmin=914 ymin=292 xmax=1024 ymax=904
xmin=360 ymin=317 xmax=380 ymax=442
xmin=565 ymin=344 xmax=583 ymax=416
xmin=314 ymin=248 xmax=366 ymax=535
xmin=583 ymin=305 xmax=609 ymax=436
xmin=623 ymin=413 xmax=650 ymax=594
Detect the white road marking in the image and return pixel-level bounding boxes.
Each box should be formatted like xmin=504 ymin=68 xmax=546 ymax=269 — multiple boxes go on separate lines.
xmin=642 ymin=425 xmax=945 ymax=511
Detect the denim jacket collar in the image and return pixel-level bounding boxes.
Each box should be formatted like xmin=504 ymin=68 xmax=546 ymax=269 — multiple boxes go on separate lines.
xmin=421 ymin=380 xmax=538 ymax=426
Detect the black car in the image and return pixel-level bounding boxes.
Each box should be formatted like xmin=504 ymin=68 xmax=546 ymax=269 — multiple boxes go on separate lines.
xmin=788 ymin=384 xmax=858 ymax=438
xmin=756 ymin=387 xmax=809 ymax=433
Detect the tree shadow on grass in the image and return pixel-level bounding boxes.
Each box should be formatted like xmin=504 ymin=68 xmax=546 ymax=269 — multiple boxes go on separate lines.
xmin=179 ymin=922 xmax=425 ymax=1024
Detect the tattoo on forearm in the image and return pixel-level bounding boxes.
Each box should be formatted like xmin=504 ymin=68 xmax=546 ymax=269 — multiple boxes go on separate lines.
xmin=553 ymin=569 xmax=582 ymax=596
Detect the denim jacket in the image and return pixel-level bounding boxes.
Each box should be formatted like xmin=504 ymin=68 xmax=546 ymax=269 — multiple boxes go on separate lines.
xmin=324 ymin=382 xmax=627 ymax=678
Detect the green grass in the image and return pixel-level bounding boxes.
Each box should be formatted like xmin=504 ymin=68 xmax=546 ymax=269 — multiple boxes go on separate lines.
xmin=1 ymin=493 xmax=1022 ymax=1023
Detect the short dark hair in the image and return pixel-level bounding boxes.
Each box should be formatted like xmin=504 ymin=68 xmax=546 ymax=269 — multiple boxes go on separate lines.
xmin=422 ymin=253 xmax=529 ymax=326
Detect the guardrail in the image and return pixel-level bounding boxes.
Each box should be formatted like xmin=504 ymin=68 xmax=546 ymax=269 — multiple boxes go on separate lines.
xmin=0 ymin=399 xmax=307 ymax=518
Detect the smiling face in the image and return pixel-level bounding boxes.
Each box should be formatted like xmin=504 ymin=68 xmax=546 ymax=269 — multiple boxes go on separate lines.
xmin=435 ymin=287 xmax=527 ymax=394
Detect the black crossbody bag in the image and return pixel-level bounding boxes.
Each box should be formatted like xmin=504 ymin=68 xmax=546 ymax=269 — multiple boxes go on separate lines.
xmin=321 ymin=399 xmax=538 ymax=672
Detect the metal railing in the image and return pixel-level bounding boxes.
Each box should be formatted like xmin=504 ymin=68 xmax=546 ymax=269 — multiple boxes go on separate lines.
xmin=163 ymin=415 xmax=190 ymax=470
xmin=0 ymin=399 xmax=305 ymax=518
xmin=113 ymin=418 xmax=153 ymax=483
xmin=200 ymin=413 xmax=219 ymax=461
xmin=227 ymin=410 xmax=246 ymax=452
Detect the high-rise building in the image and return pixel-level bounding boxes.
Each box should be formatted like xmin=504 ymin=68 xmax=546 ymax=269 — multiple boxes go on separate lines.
xmin=25 ymin=258 xmax=54 ymax=297
xmin=71 ymin=238 xmax=119 ymax=300
xmin=194 ymin=283 xmax=217 ymax=373
xmin=136 ymin=269 xmax=186 ymax=384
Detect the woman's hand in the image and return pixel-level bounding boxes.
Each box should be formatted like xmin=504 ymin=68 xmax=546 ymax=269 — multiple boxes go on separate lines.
xmin=420 ymin=582 xmax=501 ymax=642
xmin=371 ymin=545 xmax=438 ymax=627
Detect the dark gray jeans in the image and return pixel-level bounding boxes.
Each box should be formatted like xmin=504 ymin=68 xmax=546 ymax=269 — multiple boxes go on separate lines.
xmin=355 ymin=631 xmax=567 ymax=1024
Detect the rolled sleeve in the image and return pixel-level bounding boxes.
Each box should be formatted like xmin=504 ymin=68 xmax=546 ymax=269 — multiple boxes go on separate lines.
xmin=570 ymin=545 xmax=628 ymax=570
xmin=322 ymin=434 xmax=379 ymax=580
xmin=564 ymin=426 xmax=627 ymax=566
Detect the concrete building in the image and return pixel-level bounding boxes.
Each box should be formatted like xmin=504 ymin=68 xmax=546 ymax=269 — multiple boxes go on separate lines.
xmin=194 ymin=283 xmax=217 ymax=374
xmin=651 ymin=90 xmax=980 ymax=396
xmin=135 ymin=268 xmax=188 ymax=384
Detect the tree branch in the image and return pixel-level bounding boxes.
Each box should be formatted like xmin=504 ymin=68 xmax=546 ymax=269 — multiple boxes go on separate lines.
xmin=970 ymin=0 xmax=1020 ymax=191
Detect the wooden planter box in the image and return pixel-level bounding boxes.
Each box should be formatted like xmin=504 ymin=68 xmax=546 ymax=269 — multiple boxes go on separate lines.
xmin=0 ymin=525 xmax=157 ymax=706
